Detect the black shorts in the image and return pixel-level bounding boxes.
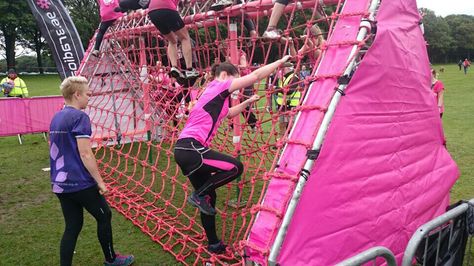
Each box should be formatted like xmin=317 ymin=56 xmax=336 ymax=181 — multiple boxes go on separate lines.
xmin=275 ymin=0 xmax=290 ymax=5
xmin=148 ymin=9 xmax=185 ymax=35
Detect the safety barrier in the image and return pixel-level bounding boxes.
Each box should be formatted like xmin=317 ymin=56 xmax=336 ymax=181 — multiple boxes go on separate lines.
xmin=334 ymin=198 xmax=473 ymax=266
xmin=336 ymin=246 xmax=397 ymax=266
xmin=402 ymin=199 xmax=474 ymax=266
xmin=0 ymin=96 xmax=64 ymax=143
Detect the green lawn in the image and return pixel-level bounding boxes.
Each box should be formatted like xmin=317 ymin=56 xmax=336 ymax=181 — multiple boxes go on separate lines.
xmin=434 ymin=65 xmax=474 ymax=202
xmin=21 ymin=74 xmax=62 ymax=97
xmin=0 ymin=66 xmax=473 ymax=265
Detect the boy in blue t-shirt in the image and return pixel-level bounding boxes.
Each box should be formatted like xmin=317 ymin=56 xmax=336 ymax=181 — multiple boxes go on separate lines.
xmin=49 ymin=76 xmax=134 ymax=266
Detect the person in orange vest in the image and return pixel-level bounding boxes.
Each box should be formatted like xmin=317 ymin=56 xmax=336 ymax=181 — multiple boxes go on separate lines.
xmin=1 ymin=69 xmax=29 ymax=97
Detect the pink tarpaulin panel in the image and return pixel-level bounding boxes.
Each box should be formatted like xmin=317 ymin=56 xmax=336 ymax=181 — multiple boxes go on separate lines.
xmin=245 ymin=0 xmax=371 ymax=264
xmin=277 ymin=0 xmax=458 ymax=265
xmin=0 ymin=96 xmax=64 ymax=137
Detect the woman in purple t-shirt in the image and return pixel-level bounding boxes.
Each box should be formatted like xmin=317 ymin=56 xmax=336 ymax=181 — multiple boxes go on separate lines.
xmin=50 ymin=77 xmax=134 ymax=266
xmin=174 ymin=55 xmax=290 ymax=254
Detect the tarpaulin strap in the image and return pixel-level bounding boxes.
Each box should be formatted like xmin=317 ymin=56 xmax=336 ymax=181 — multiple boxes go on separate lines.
xmin=251 ymin=205 xmax=283 ymax=218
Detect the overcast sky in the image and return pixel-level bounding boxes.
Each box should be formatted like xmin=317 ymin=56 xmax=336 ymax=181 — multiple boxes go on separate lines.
xmin=417 ymin=0 xmax=474 ymax=17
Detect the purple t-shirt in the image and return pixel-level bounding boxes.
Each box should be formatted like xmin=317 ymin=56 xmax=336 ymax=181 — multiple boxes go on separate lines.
xmin=179 ymin=79 xmax=232 ymax=146
xmin=49 ymin=106 xmax=96 ymax=193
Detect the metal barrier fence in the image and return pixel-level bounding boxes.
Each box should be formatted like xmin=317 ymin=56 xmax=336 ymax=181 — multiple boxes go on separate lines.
xmin=336 ymin=246 xmax=397 ymax=266
xmin=334 ymin=198 xmax=473 ymax=266
xmin=402 ymin=199 xmax=474 ymax=266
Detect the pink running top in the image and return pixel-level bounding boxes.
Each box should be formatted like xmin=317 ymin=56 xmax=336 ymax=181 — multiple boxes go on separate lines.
xmin=98 ymin=0 xmax=122 ymax=22
xmin=149 ymin=0 xmax=179 ymax=11
xmin=432 ymin=80 xmax=445 ymax=113
xmin=179 ymin=79 xmax=232 ymax=146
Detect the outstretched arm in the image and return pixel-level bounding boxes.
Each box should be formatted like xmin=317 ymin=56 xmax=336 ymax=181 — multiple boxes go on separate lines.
xmin=229 ymin=55 xmax=291 ymax=93
xmin=228 ymin=94 xmax=260 ymax=118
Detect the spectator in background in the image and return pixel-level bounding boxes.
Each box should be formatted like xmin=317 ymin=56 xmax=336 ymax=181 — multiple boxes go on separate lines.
xmin=91 ymin=0 xmax=123 ymax=57
xmin=300 ymin=65 xmax=311 ymax=79
xmin=458 ymin=59 xmax=463 ymax=71
xmin=275 ymin=62 xmax=301 ymax=138
xmin=463 ymin=58 xmax=470 ymax=75
xmin=1 ymin=69 xmax=29 ymax=97
xmin=431 ymin=69 xmax=444 ymax=118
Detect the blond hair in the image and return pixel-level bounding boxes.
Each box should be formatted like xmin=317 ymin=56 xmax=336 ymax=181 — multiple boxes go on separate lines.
xmin=60 ymin=76 xmax=88 ymax=100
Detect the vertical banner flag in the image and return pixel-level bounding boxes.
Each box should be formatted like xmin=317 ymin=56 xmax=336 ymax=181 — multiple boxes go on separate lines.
xmin=26 ymin=0 xmax=84 ymax=80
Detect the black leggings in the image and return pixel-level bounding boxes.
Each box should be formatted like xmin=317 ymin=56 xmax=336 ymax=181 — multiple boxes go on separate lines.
xmin=94 ymin=20 xmax=115 ymax=51
xmin=234 ymin=0 xmax=256 ymax=33
xmin=174 ymin=138 xmax=243 ymax=244
xmin=119 ymin=0 xmax=149 ymax=10
xmin=56 ymin=186 xmax=115 ymax=266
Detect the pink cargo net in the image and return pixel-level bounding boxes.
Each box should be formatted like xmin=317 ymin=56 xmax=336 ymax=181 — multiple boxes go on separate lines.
xmin=76 ymin=0 xmax=458 ymax=265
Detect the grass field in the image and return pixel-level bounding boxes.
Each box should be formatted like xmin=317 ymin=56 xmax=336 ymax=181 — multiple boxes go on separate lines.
xmin=21 ymin=74 xmax=62 ymax=97
xmin=0 ymin=66 xmax=473 ymax=265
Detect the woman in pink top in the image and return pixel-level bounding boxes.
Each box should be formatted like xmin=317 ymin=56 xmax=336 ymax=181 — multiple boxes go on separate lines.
xmin=431 ymin=69 xmax=445 ymax=118
xmin=174 ymin=56 xmax=290 ymax=254
xmin=92 ymin=0 xmax=123 ymax=57
xmin=148 ymin=0 xmax=199 ymax=80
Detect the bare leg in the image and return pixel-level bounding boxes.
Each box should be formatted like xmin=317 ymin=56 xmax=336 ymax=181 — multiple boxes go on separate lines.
xmin=174 ymin=27 xmax=193 ymax=69
xmin=164 ymin=32 xmax=179 ymax=67
xmin=267 ymin=2 xmax=286 ymax=30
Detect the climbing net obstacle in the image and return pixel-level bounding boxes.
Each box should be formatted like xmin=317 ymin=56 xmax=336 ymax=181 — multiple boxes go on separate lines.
xmin=76 ymin=0 xmax=458 ymax=265
xmin=77 ymin=0 xmax=373 ymax=264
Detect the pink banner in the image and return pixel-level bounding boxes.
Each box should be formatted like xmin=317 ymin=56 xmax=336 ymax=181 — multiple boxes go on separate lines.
xmin=0 ymin=96 xmax=64 ymax=137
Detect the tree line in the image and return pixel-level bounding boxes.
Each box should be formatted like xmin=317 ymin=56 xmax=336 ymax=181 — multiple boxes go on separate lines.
xmin=1 ymin=1 xmax=472 ymax=73
xmin=0 ymin=0 xmax=99 ymax=73
xmin=421 ymin=8 xmax=474 ymax=63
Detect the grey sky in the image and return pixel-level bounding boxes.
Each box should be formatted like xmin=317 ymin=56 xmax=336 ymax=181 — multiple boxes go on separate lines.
xmin=417 ymin=0 xmax=474 ymax=17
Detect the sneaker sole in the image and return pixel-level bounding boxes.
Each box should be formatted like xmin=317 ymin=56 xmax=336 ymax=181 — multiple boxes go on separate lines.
xmin=103 ymin=257 xmax=134 ymax=266
xmin=187 ymin=196 xmax=216 ymax=215
xmin=209 ymin=5 xmax=231 ymax=11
